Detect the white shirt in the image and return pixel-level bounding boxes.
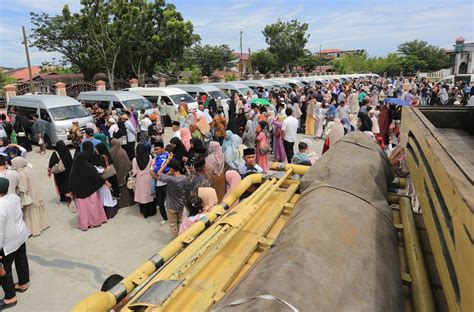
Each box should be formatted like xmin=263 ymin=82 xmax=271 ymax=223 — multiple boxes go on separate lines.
xmin=139 ymin=117 xmax=152 ymax=132
xmin=282 ymin=116 xmax=299 ymax=143
xmin=238 ymin=162 xmax=263 ymax=176
xmin=125 ymin=120 xmax=137 ymax=142
xmin=0 ymin=169 xmax=19 ymax=194
xmin=0 ymin=194 xmax=29 ymax=256
xmin=108 ymin=124 xmax=119 ymax=138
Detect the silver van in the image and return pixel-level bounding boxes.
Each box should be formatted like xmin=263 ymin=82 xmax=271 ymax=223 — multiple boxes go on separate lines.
xmin=172 ymin=84 xmax=230 ymax=102
xmin=7 ymin=95 xmax=93 ymax=146
xmin=210 ymin=82 xmax=255 ymax=97
xmin=77 ymin=91 xmax=154 ymax=115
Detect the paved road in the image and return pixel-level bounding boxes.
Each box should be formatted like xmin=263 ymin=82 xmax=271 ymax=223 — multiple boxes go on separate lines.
xmin=2 ymin=128 xmax=323 ymax=311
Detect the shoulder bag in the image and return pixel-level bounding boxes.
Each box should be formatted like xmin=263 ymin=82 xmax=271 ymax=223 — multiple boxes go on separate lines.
xmin=101 ymin=155 xmax=117 ymax=179
xmin=51 ymin=153 xmax=66 ymax=174
xmin=126 ymin=171 xmax=136 ymax=190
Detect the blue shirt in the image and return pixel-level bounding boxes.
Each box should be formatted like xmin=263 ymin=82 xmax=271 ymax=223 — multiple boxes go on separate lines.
xmin=153 ymin=152 xmax=170 ymax=174
xmin=80 ymin=138 xmax=102 ymax=152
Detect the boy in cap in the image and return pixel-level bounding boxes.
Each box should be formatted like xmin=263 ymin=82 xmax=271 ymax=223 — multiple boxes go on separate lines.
xmin=238 ymin=148 xmax=263 ymax=177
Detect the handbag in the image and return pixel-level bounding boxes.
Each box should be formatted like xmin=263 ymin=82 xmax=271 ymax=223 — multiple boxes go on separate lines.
xmin=101 ymin=155 xmax=117 ymax=179
xmin=20 ymin=192 xmax=33 ymax=206
xmin=51 ymin=156 xmax=66 ymax=175
xmin=259 ymin=146 xmax=271 ymax=155
xmin=126 ymin=171 xmax=136 ymax=190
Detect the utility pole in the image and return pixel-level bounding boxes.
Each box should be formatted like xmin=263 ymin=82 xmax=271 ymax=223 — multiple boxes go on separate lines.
xmin=240 ymin=30 xmax=243 ymax=78
xmin=319 ymin=44 xmax=322 ymax=73
xmin=22 ymin=26 xmax=34 ymax=93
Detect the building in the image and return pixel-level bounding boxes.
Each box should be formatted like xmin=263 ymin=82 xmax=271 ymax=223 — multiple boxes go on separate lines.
xmin=317 ymin=48 xmax=363 ymax=60
xmin=452 ymin=36 xmax=473 ymax=74
xmin=232 ymin=52 xmax=251 ymax=74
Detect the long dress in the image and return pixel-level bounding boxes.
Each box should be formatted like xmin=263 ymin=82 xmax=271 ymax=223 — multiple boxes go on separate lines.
xmin=110 ymin=139 xmax=134 ymax=208
xmin=76 ymin=191 xmax=107 ymax=230
xmin=132 ymin=156 xmax=156 ymax=218
xmin=271 ymin=120 xmax=286 ymax=162
xmin=314 ymin=105 xmax=325 ymax=138
xmin=12 ymin=157 xmax=49 ymax=237
xmin=305 ymin=100 xmax=315 ymax=136
xmin=48 ymin=141 xmax=73 ymax=202
xmin=256 ymin=131 xmax=269 ymax=172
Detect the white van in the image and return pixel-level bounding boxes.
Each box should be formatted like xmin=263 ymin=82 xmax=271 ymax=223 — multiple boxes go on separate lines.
xmin=7 ymin=95 xmax=93 ymax=146
xmin=127 ymin=87 xmax=198 ymax=122
xmin=172 ymin=84 xmax=230 ymax=102
xmin=77 ymin=91 xmax=154 ymax=115
xmin=210 ymin=82 xmax=255 ymax=97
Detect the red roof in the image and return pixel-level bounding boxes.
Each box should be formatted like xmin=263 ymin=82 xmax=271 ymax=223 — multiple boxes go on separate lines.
xmin=320 ymin=49 xmax=341 ymax=54
xmin=7 ymin=66 xmax=42 ymax=82
xmin=233 ymin=52 xmax=250 ymax=61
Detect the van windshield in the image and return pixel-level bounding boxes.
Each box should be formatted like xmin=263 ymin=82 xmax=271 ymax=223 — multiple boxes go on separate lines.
xmin=122 ymin=98 xmax=152 ymax=110
xmin=208 ymin=90 xmax=229 ymax=100
xmin=49 ymin=105 xmax=91 ymax=121
xmin=169 ymin=93 xmax=195 ymax=104
xmin=238 ymin=87 xmax=254 ymax=95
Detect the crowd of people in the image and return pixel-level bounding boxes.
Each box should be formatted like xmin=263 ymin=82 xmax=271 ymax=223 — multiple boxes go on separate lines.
xmin=0 ymin=73 xmax=473 ymax=308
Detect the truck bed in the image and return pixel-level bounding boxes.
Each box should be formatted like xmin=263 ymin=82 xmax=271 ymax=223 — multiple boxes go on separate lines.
xmin=437 ymin=128 xmax=474 ymax=166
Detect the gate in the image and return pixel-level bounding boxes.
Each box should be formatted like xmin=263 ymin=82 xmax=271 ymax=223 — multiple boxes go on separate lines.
xmin=66 ymin=81 xmax=96 ymax=99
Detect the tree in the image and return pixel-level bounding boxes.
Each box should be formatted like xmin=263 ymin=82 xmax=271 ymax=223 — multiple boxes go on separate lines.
xmin=183 ymin=44 xmax=236 ymax=77
xmin=262 ymin=19 xmax=309 ymax=70
xmin=30 ymin=5 xmax=101 ymax=80
xmin=332 ymin=50 xmax=371 ymax=74
xmin=250 ymin=49 xmax=277 ymax=74
xmin=180 ymin=66 xmax=202 ymax=84
xmin=397 ymin=40 xmax=450 ymax=72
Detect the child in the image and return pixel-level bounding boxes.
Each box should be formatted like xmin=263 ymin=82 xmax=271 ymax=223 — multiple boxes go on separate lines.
xmin=156 ymin=156 xmax=186 ymax=239
xmin=178 ymin=194 xmax=204 ymax=235
xmin=292 ymin=142 xmax=310 ymax=165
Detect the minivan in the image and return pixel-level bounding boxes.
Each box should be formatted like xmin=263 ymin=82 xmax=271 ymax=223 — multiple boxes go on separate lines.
xmin=172 ymin=84 xmax=230 ymax=102
xmin=7 ymin=95 xmax=93 ymax=146
xmin=77 ymin=91 xmax=154 ymax=115
xmin=127 ymin=87 xmax=198 ymax=123
xmin=210 ymin=82 xmax=256 ymax=98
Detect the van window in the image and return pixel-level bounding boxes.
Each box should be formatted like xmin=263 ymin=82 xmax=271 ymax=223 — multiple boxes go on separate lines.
xmin=122 ymin=98 xmax=152 ymax=111
xmin=49 ymin=105 xmax=90 ymax=121
xmin=14 ymin=106 xmax=37 ymax=119
xmin=40 ymin=109 xmax=52 ymax=123
xmin=113 ymin=101 xmax=124 ymax=113
xmin=169 ymin=94 xmax=195 ymax=104
xmin=161 ymin=96 xmax=173 ymax=106
xmin=187 ymin=91 xmax=197 ymax=98
xmin=144 ymin=96 xmax=159 ymax=105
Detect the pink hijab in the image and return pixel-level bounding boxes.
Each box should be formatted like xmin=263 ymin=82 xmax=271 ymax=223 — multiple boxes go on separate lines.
xmin=198 ymin=187 xmax=218 ymax=212
xmin=224 ymin=170 xmax=241 ymax=200
xmin=206 ymin=141 xmax=225 ymax=175
xmin=180 ymin=128 xmax=192 ymax=152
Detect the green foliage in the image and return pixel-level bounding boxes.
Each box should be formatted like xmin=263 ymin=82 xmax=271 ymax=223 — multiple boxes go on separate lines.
xmin=262 ymin=19 xmax=309 ymax=70
xmin=183 ymin=44 xmax=236 ymax=77
xmin=295 ymin=52 xmax=330 ymax=72
xmin=397 ymin=39 xmax=450 ymax=73
xmin=0 ymin=72 xmax=17 ymax=98
xmin=250 ymin=49 xmax=277 ymax=74
xmin=30 ymin=1 xmax=198 ymax=86
xmin=332 ymin=50 xmax=371 ymax=74
xmin=179 ymin=66 xmax=201 ymax=84
xmin=225 ymin=73 xmax=237 ymax=81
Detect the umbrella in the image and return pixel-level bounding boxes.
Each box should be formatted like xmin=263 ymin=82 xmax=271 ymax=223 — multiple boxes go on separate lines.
xmin=250 ymin=98 xmax=271 ymax=106
xmin=384 ymin=98 xmax=409 ymax=106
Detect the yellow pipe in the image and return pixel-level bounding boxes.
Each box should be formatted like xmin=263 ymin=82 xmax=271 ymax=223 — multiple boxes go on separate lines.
xmin=270 ymin=162 xmax=309 ymax=175
xmin=399 ymin=197 xmax=435 ymax=312
xmin=71 ymin=173 xmax=265 ymax=312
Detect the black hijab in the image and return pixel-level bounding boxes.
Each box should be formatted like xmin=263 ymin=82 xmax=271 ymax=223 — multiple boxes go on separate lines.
xmin=96 ymin=143 xmax=114 ymax=165
xmin=188 ymin=137 xmax=205 ymax=163
xmin=49 ymin=140 xmax=73 ymax=171
xmin=135 ymin=143 xmax=150 ymax=170
xmin=69 ymin=152 xmax=105 ymax=199
xmin=170 ymin=137 xmax=187 ymax=162
xmin=357 ymin=112 xmax=373 ymax=132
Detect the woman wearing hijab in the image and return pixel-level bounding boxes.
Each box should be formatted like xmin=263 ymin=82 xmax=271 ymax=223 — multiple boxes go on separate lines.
xmin=236 ymin=108 xmax=247 ymax=137
xmin=132 ymin=143 xmax=156 ymax=218
xmin=113 ymin=120 xmax=128 ymax=154
xmin=198 ymin=187 xmax=218 ymax=212
xmin=256 ymin=121 xmax=270 ymax=173
xmin=322 ymin=118 xmax=345 ymax=155
xmin=47 ymin=140 xmax=73 ymax=202
xmin=271 ymin=116 xmax=286 ymax=162
xmin=227 ymin=96 xmax=238 ymax=134
xmin=222 ymin=131 xmax=243 ymax=170
xmin=13 ymin=112 xmax=33 ymax=152
xmin=95 ymin=143 xmax=119 ymax=219
xmin=179 ymin=128 xmax=192 ymax=152
xmin=188 ymin=137 xmax=205 ymax=164
xmin=305 ymin=98 xmax=315 ymax=136
xmin=357 ymin=111 xmax=373 ymax=132
xmin=94 ymin=132 xmax=110 ymax=150
xmin=205 ymin=141 xmax=226 ymax=201
xmin=325 ymin=104 xmax=337 ymax=122
xmin=224 ymin=170 xmax=241 ymax=208
xmin=242 ymin=120 xmax=256 ymax=148
xmin=340 ymin=116 xmax=354 ymax=134
xmin=377 ymin=104 xmax=391 ymax=144
xmin=11 ymin=157 xmax=49 ymax=237
xmin=170 ymin=137 xmax=187 ymax=169
xmin=69 ymin=152 xmax=107 ymax=231
xmin=109 ymin=139 xmax=134 ymax=208
xmin=314 ymin=102 xmax=325 ymax=139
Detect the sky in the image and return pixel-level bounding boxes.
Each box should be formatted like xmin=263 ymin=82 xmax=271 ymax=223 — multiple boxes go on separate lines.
xmin=0 ymin=0 xmax=473 ymax=68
